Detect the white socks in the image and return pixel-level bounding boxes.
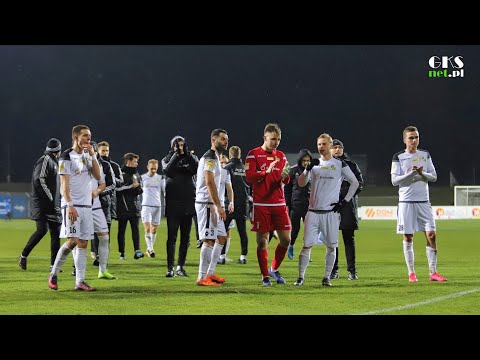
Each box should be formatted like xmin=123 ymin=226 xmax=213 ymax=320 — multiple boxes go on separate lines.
xmin=97 ymin=234 xmax=110 ymax=273
xmin=74 ymin=247 xmax=87 ymax=285
xmin=403 ymin=240 xmax=415 ymax=274
xmin=324 ymin=247 xmax=336 ymax=279
xmin=198 ymin=243 xmax=213 ymax=280
xmin=426 ymin=246 xmax=437 ymax=275
xmin=207 ymin=243 xmax=224 ymax=276
xmin=298 ymin=247 xmax=311 ymax=279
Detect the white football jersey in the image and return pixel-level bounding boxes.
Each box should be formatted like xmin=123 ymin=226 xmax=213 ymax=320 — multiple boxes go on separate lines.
xmin=59 ymin=149 xmax=96 ymax=206
xmin=195 ymin=149 xmax=221 ymax=203
xmin=307 ymin=157 xmax=358 ymax=211
xmin=141 ymin=173 xmax=165 ymax=206
xmin=391 ymin=149 xmax=436 ymax=202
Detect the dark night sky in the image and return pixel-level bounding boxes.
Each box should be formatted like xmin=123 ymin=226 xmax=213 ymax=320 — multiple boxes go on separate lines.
xmin=1 ymin=45 xmax=479 ymax=185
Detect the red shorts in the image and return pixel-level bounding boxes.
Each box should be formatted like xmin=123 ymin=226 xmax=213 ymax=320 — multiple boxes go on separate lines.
xmin=250 ymin=204 xmax=291 ymax=233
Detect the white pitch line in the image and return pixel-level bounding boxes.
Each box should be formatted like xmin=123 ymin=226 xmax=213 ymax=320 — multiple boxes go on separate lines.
xmin=356 ymin=288 xmax=480 ymax=315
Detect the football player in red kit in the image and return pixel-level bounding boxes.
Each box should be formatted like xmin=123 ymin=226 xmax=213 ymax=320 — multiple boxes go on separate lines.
xmin=245 ymin=123 xmax=291 ymax=286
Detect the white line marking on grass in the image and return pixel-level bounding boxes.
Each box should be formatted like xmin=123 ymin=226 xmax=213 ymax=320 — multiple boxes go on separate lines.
xmin=357 ymin=288 xmax=480 ymax=315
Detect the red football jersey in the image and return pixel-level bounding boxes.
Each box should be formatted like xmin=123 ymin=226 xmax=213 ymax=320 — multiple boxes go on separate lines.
xmin=245 ymin=146 xmax=290 ymax=205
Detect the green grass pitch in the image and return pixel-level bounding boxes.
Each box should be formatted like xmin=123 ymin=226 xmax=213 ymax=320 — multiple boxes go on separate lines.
xmin=1 ymin=219 xmax=479 ymax=315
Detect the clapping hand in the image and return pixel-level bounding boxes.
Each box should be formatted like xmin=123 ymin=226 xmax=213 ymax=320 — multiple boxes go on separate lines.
xmin=412 ymin=165 xmax=423 ymax=175
xmin=266 ymin=159 xmax=278 ymax=174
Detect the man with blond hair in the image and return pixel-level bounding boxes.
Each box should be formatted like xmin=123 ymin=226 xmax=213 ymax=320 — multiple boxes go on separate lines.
xmin=295 ymin=133 xmax=359 ymax=287
xmin=141 ymin=159 xmax=165 ymax=258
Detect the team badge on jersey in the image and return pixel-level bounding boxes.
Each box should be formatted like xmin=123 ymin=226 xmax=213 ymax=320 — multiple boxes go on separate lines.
xmin=205 ymin=160 xmax=215 ymax=171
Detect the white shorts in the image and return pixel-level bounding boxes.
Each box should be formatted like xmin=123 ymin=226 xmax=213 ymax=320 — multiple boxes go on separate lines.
xmin=92 ymin=207 xmax=109 ymax=233
xmin=195 ymin=202 xmax=227 ymax=240
xmin=141 ymin=205 xmax=162 ymax=225
xmin=303 ymin=210 xmax=340 ymax=248
xmin=396 ymin=202 xmax=436 ymax=234
xmin=60 ymin=206 xmax=94 ymax=240
xmin=228 ymin=218 xmax=235 ymax=230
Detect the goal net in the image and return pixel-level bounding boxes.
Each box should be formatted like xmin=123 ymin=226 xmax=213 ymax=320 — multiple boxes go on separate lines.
xmin=454 ymin=186 xmax=480 ymax=206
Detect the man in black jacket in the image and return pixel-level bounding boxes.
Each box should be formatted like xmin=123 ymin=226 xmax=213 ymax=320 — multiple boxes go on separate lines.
xmin=90 ymin=141 xmax=116 ymax=266
xmin=284 ymin=149 xmax=313 ymax=261
xmin=223 ymin=146 xmax=250 ymax=264
xmin=330 ymin=139 xmax=364 ymax=280
xmin=98 ymin=141 xmax=123 ymax=223
xmin=19 ymin=138 xmax=62 ymax=271
xmin=116 ymin=152 xmax=144 ymax=260
xmin=161 ymin=135 xmax=199 ymax=277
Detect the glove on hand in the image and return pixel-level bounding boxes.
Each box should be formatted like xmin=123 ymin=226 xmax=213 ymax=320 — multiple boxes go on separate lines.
xmin=331 ymin=199 xmax=347 ymax=213
xmin=306 ymin=158 xmax=320 ymax=171
xmin=281 ymin=161 xmax=290 ymax=180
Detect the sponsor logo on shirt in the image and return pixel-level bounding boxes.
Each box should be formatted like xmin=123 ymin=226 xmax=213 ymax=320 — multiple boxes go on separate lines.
xmin=318 ymin=165 xmax=337 ymax=171
xmin=412 ymin=156 xmax=426 ymax=163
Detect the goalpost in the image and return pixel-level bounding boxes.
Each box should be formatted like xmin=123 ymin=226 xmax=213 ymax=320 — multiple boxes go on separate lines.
xmin=454 ymin=186 xmax=480 ymax=206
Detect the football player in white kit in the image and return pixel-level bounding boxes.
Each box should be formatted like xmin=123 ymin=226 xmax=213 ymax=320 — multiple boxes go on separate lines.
xmin=141 ymin=159 xmax=165 ymax=258
xmin=48 ymin=125 xmax=101 ymax=291
xmin=295 ymin=133 xmax=359 ymax=287
xmin=391 ymin=126 xmax=447 ymax=283
xmin=195 ymin=129 xmax=229 ymax=286
xmin=72 ymin=141 xmax=116 ymax=280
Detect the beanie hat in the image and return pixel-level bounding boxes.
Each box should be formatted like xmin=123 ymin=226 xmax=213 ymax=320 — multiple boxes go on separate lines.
xmin=46 ymin=138 xmax=61 ymax=152
xmin=332 ymin=139 xmax=344 ymax=149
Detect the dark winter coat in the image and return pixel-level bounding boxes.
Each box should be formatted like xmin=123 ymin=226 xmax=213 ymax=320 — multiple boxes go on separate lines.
xmin=97 ymin=156 xmax=116 ymax=223
xmin=30 ymin=151 xmax=62 ymax=223
xmin=161 ymin=150 xmax=199 ymax=217
xmin=224 ymin=157 xmax=250 ymax=218
xmin=284 ymin=149 xmax=312 ymax=213
xmin=100 ymin=155 xmax=123 ymax=220
xmin=115 ymin=165 xmax=142 ymax=219
xmin=337 ymin=153 xmax=364 ymax=230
